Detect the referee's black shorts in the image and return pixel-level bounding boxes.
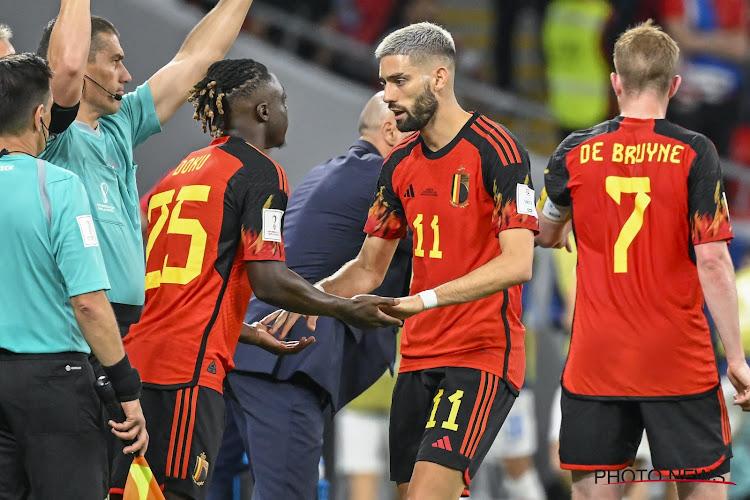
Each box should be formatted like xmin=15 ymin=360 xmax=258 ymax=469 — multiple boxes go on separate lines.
xmin=0 ymin=350 xmax=107 ymax=499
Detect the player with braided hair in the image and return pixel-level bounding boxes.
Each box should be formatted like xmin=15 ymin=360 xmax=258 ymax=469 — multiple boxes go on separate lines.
xmin=188 ymin=58 xmax=273 ymax=138
xmin=111 ymin=59 xmax=402 ymax=500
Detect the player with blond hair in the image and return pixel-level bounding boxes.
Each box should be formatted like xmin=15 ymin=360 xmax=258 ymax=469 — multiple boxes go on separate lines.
xmin=537 ymin=20 xmax=750 ymax=500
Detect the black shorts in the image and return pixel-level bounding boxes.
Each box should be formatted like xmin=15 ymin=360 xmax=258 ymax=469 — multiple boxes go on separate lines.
xmin=0 ymin=351 xmax=107 ymax=500
xmin=111 ymin=385 xmax=225 ymax=499
xmin=559 ymin=384 xmax=732 ymax=478
xmin=389 ymin=367 xmax=516 ymax=489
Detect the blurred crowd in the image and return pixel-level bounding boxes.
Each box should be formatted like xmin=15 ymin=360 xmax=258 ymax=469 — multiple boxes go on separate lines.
xmin=187 ymin=0 xmax=750 ymax=171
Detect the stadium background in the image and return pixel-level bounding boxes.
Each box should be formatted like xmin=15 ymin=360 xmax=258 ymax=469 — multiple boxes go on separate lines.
xmin=4 ymin=1 xmax=750 ymax=498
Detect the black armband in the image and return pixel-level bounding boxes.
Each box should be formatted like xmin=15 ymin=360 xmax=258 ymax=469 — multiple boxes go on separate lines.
xmin=49 ymin=101 xmax=80 ymax=135
xmin=102 ymin=354 xmax=142 ymax=402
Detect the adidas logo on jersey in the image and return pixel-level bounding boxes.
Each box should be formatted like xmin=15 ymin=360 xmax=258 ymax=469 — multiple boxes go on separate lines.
xmin=404 ymin=184 xmax=415 ymax=198
xmin=431 ymin=436 xmax=452 ymax=451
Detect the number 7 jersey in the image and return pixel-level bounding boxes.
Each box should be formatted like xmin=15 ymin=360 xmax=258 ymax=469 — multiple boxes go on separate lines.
xmin=545 ymin=117 xmax=733 ymax=398
xmin=125 ymin=136 xmax=288 ymax=392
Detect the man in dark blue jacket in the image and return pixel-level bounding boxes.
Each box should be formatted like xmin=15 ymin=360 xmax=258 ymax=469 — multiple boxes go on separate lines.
xmin=208 ymin=92 xmax=412 ymax=500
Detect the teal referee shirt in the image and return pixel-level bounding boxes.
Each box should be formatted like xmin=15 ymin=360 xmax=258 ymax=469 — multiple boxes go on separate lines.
xmin=41 ymin=83 xmax=162 ymax=306
xmin=0 ymin=153 xmax=110 ymax=354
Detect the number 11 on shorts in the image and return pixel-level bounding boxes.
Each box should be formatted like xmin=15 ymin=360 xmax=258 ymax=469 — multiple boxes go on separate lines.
xmin=426 ymin=389 xmax=464 ymax=431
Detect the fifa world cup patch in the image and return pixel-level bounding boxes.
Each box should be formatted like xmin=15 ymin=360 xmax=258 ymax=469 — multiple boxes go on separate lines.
xmin=76 ymin=215 xmax=99 ymax=247
xmin=262 ymin=208 xmax=283 ymax=242
xmin=516 ymin=184 xmax=538 ymax=217
xmin=450 ymin=167 xmax=470 ymax=208
xmin=192 ymin=452 xmax=209 ymax=486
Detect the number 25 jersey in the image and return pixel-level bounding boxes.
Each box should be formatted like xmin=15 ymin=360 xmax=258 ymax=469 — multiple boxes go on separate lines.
xmin=125 ymin=136 xmax=288 ymax=392
xmin=546 ymin=117 xmax=733 ymax=398
xmin=365 ymin=113 xmax=539 ymax=392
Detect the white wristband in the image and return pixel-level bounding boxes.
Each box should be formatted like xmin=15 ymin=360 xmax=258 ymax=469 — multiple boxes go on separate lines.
xmin=417 ymin=289 xmax=438 ymax=310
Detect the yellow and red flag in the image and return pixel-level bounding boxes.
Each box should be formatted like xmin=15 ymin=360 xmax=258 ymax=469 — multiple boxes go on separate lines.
xmin=123 ymin=456 xmax=166 ymax=500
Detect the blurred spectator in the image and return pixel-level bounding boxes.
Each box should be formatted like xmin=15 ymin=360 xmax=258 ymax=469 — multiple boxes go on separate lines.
xmin=388 ymin=0 xmax=440 ymax=29
xmin=605 ymin=0 xmax=664 ymax=54
xmin=190 ymin=0 xmax=334 ymax=58
xmin=662 ymin=0 xmax=750 ymax=156
xmin=335 ymin=348 xmax=398 ymax=500
xmin=542 ymin=0 xmax=613 ymax=140
xmin=321 ymin=0 xmax=441 ymax=84
xmin=327 ymin=0 xmax=399 ymax=45
xmin=0 ymin=24 xmax=15 ymax=57
xmin=492 ymin=0 xmax=550 ymax=90
xmin=485 ymin=335 xmax=546 ymax=500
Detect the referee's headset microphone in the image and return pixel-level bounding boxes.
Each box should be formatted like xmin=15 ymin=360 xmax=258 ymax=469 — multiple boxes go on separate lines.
xmin=84 ymin=75 xmax=122 ymax=101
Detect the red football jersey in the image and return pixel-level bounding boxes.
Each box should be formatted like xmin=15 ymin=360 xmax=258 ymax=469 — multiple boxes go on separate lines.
xmin=546 ymin=117 xmax=733 ymax=398
xmin=365 ymin=113 xmax=539 ymax=391
xmin=125 ymin=136 xmax=289 ymax=393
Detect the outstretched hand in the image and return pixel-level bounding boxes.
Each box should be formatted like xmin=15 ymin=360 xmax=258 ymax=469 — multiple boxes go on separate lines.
xmin=262 ymin=309 xmax=319 ymax=340
xmin=378 ymin=294 xmax=425 ymax=321
xmin=338 ymin=294 xmax=403 ymax=329
xmin=727 ymin=361 xmax=750 ymax=411
xmin=239 ymin=321 xmax=315 ymax=355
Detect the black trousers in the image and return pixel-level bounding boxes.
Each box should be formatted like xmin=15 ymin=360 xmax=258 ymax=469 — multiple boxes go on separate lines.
xmin=0 ymin=350 xmax=107 ymax=499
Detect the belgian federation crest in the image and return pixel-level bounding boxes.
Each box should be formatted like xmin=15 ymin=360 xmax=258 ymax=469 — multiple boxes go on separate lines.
xmin=192 ymin=452 xmax=209 ymax=486
xmin=450 ymin=167 xmax=470 ymax=208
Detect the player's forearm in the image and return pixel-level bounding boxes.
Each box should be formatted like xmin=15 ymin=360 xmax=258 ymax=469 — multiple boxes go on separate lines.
xmin=434 ymin=246 xmax=533 ymax=308
xmin=319 ymin=236 xmax=398 ymax=297
xmin=175 ymin=0 xmax=253 ymax=65
xmin=48 ymin=0 xmax=90 ymax=107
xmin=697 ymin=250 xmax=744 ymax=364
xmin=247 ymin=262 xmax=349 ymax=318
xmin=71 ymin=290 xmax=126 ymax=366
xmin=318 ymin=258 xmax=385 ymax=298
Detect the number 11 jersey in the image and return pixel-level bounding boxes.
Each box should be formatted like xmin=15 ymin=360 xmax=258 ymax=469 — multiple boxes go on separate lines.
xmin=125 ymin=136 xmax=289 ymax=392
xmin=365 ymin=113 xmax=539 ymax=392
xmin=545 ymin=117 xmax=734 ymax=398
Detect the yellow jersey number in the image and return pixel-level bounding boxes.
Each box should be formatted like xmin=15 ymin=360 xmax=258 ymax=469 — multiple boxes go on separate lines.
xmin=145 ymin=185 xmax=211 ymax=290
xmin=413 ymin=214 xmax=443 ymax=259
xmin=425 ymin=389 xmax=464 ymax=431
xmin=605 ymin=176 xmax=651 ymax=274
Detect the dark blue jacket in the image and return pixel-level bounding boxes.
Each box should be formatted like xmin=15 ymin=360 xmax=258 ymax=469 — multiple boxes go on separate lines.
xmin=233 ymin=140 xmax=412 ymax=411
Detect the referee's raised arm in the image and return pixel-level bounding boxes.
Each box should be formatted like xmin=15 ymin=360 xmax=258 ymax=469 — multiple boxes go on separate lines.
xmin=0 ymin=54 xmax=147 ymax=498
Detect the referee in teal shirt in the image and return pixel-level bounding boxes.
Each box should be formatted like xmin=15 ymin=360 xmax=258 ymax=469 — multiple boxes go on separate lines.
xmin=36 ymin=0 xmax=258 ymax=335
xmin=0 ymin=54 xmax=147 ymax=498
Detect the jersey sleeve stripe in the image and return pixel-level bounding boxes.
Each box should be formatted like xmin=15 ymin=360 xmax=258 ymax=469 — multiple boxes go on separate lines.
xmin=383 ymin=132 xmax=420 ymax=164
xmin=470 ymin=123 xmax=510 ymax=165
xmin=479 ymin=117 xmax=521 ymax=163
xmin=271 ymin=161 xmax=285 ymax=191
xmin=242 ymin=141 xmax=287 ymax=191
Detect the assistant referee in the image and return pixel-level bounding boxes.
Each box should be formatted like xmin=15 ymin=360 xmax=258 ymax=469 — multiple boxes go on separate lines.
xmin=0 ymin=54 xmax=147 ymax=499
